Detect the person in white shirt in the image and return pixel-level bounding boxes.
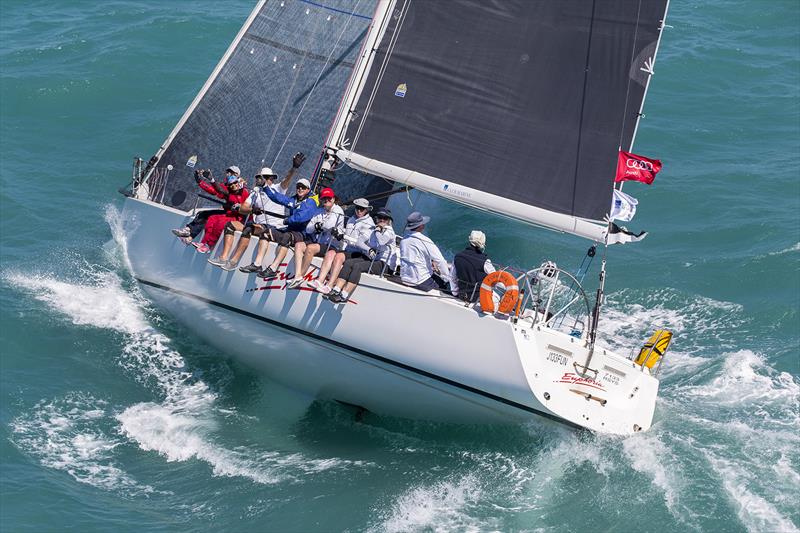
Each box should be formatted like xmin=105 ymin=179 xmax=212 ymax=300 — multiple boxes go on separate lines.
xmin=399 ymin=211 xmax=450 ymax=292
xmin=314 ymin=197 xmax=375 ymax=294
xmin=285 ymin=187 xmax=344 ymax=288
xmin=300 ymin=196 xmax=345 ymax=291
xmin=327 ymin=208 xmax=397 ymax=303
xmin=207 ymin=156 xmax=302 ymax=271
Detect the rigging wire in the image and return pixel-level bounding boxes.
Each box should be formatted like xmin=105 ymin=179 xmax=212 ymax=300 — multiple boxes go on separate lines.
xmin=269 ymin=0 xmax=364 ymax=169
xmin=260 ymin=15 xmax=322 ymax=164
xmin=616 ymin=0 xmax=644 ymax=156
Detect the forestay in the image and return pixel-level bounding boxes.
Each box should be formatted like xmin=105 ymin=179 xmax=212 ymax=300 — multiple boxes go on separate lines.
xmin=144 ymin=0 xmax=376 ymax=211
xmin=330 ymin=0 xmax=668 ymax=241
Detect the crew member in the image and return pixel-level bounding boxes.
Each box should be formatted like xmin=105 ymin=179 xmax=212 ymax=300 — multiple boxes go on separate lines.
xmin=257 ymin=177 xmax=321 ymax=278
xmin=184 ymin=166 xmax=248 ymax=254
xmin=328 ymin=208 xmax=396 ymax=303
xmin=314 ymin=198 xmax=375 ymax=294
xmin=449 ymin=230 xmax=495 ymax=302
xmin=209 ymin=153 xmax=305 ymax=270
xmin=399 ymin=211 xmax=449 ymax=292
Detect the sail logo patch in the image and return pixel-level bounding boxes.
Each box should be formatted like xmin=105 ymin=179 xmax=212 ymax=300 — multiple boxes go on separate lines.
xmin=442 ymin=183 xmax=472 ymax=199
xmin=394 ymin=83 xmax=407 ymax=98
xmin=186 ymin=155 xmax=198 ymax=168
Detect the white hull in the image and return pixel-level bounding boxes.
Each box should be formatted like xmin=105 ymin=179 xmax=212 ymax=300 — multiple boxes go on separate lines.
xmin=122 ymin=197 xmax=659 ymax=434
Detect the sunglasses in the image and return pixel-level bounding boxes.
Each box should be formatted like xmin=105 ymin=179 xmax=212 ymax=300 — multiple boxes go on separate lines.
xmin=255 ymin=174 xmax=274 ymax=180
xmin=296 ymin=185 xmax=309 ymax=190
xmin=376 ymin=215 xmax=390 ymax=221
xmin=322 ymin=196 xmax=334 ymax=201
xmin=355 ymin=206 xmax=369 ymax=211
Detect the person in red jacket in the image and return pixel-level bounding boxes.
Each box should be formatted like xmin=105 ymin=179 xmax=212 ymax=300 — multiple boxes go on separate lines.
xmin=190 ymin=166 xmax=249 ymax=253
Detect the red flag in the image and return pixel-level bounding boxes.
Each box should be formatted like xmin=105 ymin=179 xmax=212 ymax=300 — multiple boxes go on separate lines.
xmin=615 ymin=151 xmax=662 ymax=185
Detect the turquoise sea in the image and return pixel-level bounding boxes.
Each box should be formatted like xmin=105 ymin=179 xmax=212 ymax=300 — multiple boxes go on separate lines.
xmin=1 ymin=1 xmax=798 ymax=531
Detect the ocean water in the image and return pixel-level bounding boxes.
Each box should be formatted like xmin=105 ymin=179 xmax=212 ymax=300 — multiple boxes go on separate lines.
xmin=1 ymin=1 xmax=798 ymax=531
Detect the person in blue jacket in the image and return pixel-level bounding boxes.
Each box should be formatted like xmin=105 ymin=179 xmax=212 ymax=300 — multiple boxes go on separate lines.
xmin=258 ymin=177 xmax=323 ymax=279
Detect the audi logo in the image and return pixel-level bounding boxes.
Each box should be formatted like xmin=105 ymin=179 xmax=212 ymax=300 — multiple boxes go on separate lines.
xmin=626 ymin=159 xmax=654 ymax=171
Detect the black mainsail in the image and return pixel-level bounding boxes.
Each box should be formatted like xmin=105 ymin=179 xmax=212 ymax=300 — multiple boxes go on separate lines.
xmin=329 ymin=0 xmax=669 ymax=241
xmin=142 ymin=0 xmax=376 ymax=211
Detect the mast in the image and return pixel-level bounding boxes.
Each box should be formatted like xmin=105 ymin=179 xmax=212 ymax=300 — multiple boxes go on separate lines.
xmin=326 ymin=0 xmax=395 ymax=151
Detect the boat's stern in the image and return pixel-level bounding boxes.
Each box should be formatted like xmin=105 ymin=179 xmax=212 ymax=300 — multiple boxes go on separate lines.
xmin=514 ymin=325 xmax=659 ymax=435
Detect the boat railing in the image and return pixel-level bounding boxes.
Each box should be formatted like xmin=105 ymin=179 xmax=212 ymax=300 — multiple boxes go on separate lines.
xmin=120 ymin=156 xmax=178 ymax=206
xmin=512 ymin=264 xmax=592 ymax=338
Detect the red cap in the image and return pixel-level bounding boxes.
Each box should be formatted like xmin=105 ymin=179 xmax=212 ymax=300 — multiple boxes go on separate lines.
xmin=319 ymin=187 xmax=335 ymax=199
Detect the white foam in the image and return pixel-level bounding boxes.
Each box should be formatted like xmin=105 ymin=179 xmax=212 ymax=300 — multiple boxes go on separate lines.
xmin=595 ymin=290 xmax=752 ymax=381
xmin=601 ymin=290 xmax=743 ymax=351
xmin=4 ymin=262 xmax=357 ymax=487
xmin=682 ymin=350 xmax=800 ymax=411
xmin=768 ymin=242 xmax=800 ymax=256
xmin=10 ymin=393 xmax=153 ymax=494
xmin=622 ymin=433 xmax=684 ymax=515
xmin=374 ymin=474 xmax=489 ymax=533
xmin=117 ymin=401 xmax=280 ymax=484
xmin=104 ymin=203 xmax=134 ymax=272
xmin=5 ymin=270 xmax=149 ymax=335
xmin=705 ymin=453 xmax=799 ymax=533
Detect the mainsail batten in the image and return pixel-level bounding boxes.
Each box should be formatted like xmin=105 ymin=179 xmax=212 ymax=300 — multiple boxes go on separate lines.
xmin=330 ymin=0 xmax=668 ymax=239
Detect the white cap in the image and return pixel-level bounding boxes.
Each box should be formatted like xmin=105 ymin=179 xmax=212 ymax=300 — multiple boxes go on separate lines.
xmin=296 ymin=178 xmax=311 ymax=188
xmin=226 ymin=165 xmax=241 ymax=176
xmin=353 ymin=198 xmax=372 ymax=211
xmin=258 ymin=167 xmax=277 ymax=178
xmin=468 ymin=230 xmax=486 ymax=250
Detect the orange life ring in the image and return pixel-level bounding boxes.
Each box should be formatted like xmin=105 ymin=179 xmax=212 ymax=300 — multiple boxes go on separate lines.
xmin=479 ymin=271 xmax=519 ymax=314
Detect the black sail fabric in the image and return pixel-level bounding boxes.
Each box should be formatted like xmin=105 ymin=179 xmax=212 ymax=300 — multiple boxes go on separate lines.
xmin=146 ymin=0 xmax=375 ymax=211
xmin=343 ymin=0 xmax=667 ymax=221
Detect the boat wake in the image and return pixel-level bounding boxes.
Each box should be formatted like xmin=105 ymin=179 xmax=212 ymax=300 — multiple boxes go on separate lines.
xmin=5 ymin=206 xmax=368 ymax=492
xmin=366 ymin=291 xmax=799 ymax=532
xmin=10 ymin=392 xmax=155 ymax=496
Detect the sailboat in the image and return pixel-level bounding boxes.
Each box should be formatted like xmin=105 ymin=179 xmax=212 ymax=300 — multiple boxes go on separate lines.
xmin=120 ymin=0 xmax=671 ymax=434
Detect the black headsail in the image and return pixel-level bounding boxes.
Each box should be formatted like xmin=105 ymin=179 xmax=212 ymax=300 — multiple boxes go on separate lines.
xmin=142 ymin=0 xmax=376 ymax=211
xmin=330 ymin=0 xmax=668 ymax=241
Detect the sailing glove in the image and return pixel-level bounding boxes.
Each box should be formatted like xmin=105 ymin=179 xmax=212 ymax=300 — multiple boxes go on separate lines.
xmin=331 ymin=228 xmax=344 ymax=241
xmin=367 ymin=248 xmax=377 ymax=260
xmin=314 ymin=222 xmax=324 ymax=233
xmin=292 ymin=152 xmax=306 ymax=169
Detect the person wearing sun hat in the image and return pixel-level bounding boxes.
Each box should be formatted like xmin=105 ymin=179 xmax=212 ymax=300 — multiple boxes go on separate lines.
xmin=398 ymin=211 xmax=450 ymax=292
xmin=327 ymin=207 xmax=396 ymax=303
xmin=448 ymin=230 xmax=495 ymax=302
xmin=173 ymin=164 xmax=249 ymax=254
xmin=314 ymin=197 xmax=376 ymax=293
xmin=171 ymin=164 xmax=247 ymax=250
